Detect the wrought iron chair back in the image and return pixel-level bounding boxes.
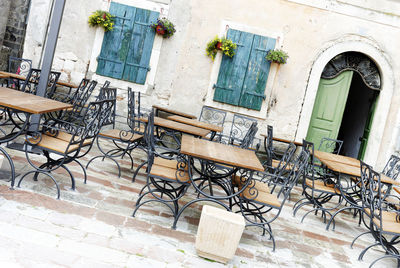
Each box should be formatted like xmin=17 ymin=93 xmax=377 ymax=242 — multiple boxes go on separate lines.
xmin=270 ymin=142 xmax=297 ymax=176
xmin=239 ymin=121 xmax=258 ymax=149
xmin=64 ymin=80 xmax=98 ymax=121
xmin=199 ymin=106 xmax=227 ymax=127
xmin=127 ymin=87 xmax=148 ymax=133
xmin=102 ymin=80 xmax=111 ymax=88
xmin=382 ymin=154 xmax=400 ymax=181
xmin=318 ymin=137 xmax=343 ymax=154
xmin=66 ymin=78 xmax=90 ymax=103
xmin=96 ymin=87 xmax=117 ymax=128
xmin=6 ymin=57 xmax=32 ymax=89
xmin=8 ymin=56 xmax=32 ymax=76
xmin=229 ymin=113 xmax=257 ymax=141
xmin=20 ymin=68 xmax=61 ymax=97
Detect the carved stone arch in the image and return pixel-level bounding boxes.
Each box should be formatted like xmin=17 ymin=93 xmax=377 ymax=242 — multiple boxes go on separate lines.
xmin=321 ymin=52 xmax=381 ymax=90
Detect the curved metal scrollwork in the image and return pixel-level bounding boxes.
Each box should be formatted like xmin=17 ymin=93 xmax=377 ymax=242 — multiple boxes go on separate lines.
xmin=321 ymin=52 xmax=381 ymax=90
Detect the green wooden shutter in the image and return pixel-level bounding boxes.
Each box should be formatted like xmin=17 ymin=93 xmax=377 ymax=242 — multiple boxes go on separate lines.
xmin=96 ymin=3 xmax=158 ymax=84
xmin=123 ymin=8 xmax=159 ymax=84
xmin=213 ymin=29 xmax=253 ymax=105
xmin=238 ymin=35 xmax=276 ymax=110
xmin=96 ymin=3 xmax=136 ymax=79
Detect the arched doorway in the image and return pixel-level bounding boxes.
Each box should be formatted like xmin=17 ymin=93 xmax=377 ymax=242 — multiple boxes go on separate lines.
xmin=305 ymin=52 xmax=381 ymax=159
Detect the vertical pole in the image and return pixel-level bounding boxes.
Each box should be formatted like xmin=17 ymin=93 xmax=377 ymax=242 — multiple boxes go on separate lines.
xmin=36 ymin=0 xmax=65 ymax=97
xmin=30 ymin=0 xmax=65 ymax=133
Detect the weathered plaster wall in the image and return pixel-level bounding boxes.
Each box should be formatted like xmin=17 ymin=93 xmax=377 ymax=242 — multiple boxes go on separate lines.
xmin=22 ymin=0 xmax=400 ymax=167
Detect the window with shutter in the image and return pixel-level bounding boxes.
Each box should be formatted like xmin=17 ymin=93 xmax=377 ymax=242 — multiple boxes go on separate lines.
xmin=96 ymin=2 xmax=159 ymax=85
xmin=213 ymin=29 xmax=276 ymax=111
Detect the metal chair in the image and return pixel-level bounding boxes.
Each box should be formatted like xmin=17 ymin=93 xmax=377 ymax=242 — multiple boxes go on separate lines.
xmin=86 ymin=88 xmax=144 ymax=178
xmin=233 ymin=145 xmax=309 ymax=251
xmin=352 ymin=162 xmax=400 ymax=267
xmin=18 ymin=98 xmax=116 ymax=198
xmin=19 ymin=68 xmax=61 ymax=98
xmin=132 ymin=111 xmax=190 ymax=226
xmin=293 ymin=140 xmax=342 ymax=226
xmin=51 ymin=78 xmax=90 ymax=103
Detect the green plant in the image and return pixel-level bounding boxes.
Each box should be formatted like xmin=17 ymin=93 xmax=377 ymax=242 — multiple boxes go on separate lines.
xmin=88 ymin=10 xmax=114 ymax=31
xmin=265 ymin=49 xmax=289 ymax=64
xmin=151 ymin=18 xmax=176 ymax=38
xmin=206 ymin=36 xmax=237 ymax=61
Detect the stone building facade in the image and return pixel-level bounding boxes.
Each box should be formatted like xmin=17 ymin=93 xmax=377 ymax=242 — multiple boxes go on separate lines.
xmin=21 ymin=0 xmax=400 ymax=168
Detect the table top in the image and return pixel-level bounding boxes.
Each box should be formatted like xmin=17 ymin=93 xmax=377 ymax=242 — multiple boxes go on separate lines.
xmin=0 ymin=71 xmax=78 ymax=88
xmin=260 ymin=134 xmax=303 ymax=146
xmin=320 ymin=158 xmax=400 ymax=186
xmin=139 ymin=116 xmax=210 ymax=137
xmin=313 ymin=150 xmax=360 ymax=167
xmin=181 ymin=135 xmax=264 ymax=171
xmin=167 ymin=115 xmax=223 ymax=133
xmin=152 ymin=104 xmax=197 ymax=119
xmin=0 ymin=87 xmax=72 ymax=114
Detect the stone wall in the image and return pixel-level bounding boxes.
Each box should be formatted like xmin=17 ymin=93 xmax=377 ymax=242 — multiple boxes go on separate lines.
xmin=0 ymin=0 xmax=30 ymax=70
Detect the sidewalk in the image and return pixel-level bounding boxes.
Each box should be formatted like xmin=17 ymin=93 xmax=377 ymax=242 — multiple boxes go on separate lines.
xmin=0 ymin=142 xmax=395 ymax=267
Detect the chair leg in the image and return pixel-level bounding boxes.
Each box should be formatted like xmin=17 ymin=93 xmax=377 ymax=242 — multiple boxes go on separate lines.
xmin=72 ymin=159 xmax=87 ymax=184
xmin=18 ymin=170 xmax=61 ymax=199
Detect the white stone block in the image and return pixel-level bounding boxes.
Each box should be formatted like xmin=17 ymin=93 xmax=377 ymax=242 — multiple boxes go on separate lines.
xmin=195 ymin=205 xmax=245 ymax=264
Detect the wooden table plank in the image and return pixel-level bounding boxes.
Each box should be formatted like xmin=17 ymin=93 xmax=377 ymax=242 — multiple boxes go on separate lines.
xmin=152 ymin=104 xmax=197 ymax=119
xmin=181 ymin=134 xmax=264 ymax=171
xmin=0 ymin=87 xmax=72 ymax=114
xmin=167 ymin=115 xmax=223 ymax=133
xmin=313 ymin=150 xmax=360 ymax=167
xmin=139 ymin=116 xmax=210 ymax=137
xmin=0 ymin=71 xmax=78 ymax=88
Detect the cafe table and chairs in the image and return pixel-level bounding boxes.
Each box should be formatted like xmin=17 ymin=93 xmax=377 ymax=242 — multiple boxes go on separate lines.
xmin=301 ymin=145 xmax=400 ymax=231
xmin=131 ymin=116 xmax=212 ymax=183
xmin=0 ymin=87 xmax=73 ymax=189
xmin=17 ymin=98 xmax=115 ymax=199
xmin=171 ymin=134 xmax=264 ymax=229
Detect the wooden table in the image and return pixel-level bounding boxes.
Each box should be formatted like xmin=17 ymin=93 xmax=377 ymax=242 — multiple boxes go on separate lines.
xmin=0 ymin=87 xmax=72 ymax=114
xmin=261 ymin=134 xmax=303 ymax=147
xmin=139 ymin=116 xmax=210 ymax=138
xmin=313 ymin=150 xmax=360 ymax=167
xmin=167 ymin=115 xmax=223 ymax=133
xmin=152 ymin=104 xmax=197 ymax=119
xmin=0 ymin=71 xmax=78 ymax=88
xmin=314 ymin=153 xmax=400 ymax=186
xmin=0 ymin=87 xmax=73 ymax=189
xmin=181 ymin=134 xmax=264 ymax=171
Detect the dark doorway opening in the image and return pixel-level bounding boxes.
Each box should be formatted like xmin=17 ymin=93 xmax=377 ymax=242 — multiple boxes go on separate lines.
xmin=337 ymin=72 xmax=378 ymax=158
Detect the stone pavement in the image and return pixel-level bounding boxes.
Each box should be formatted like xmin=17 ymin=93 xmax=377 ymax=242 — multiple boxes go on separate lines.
xmin=0 ymin=141 xmax=397 ymax=268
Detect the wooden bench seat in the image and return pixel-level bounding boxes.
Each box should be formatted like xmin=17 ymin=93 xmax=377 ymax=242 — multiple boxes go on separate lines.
xmin=28 ymin=134 xmax=80 ymax=154
xmin=50 ymin=131 xmax=93 ymax=146
xmin=149 ymin=157 xmax=190 ymax=183
xmin=305 ymin=179 xmax=340 ymax=194
xmin=240 ymin=183 xmax=281 ymax=208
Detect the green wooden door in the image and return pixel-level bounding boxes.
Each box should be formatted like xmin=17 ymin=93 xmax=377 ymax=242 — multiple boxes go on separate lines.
xmin=358 ymin=92 xmax=379 ymax=160
xmin=306 ymin=71 xmax=353 ymax=151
